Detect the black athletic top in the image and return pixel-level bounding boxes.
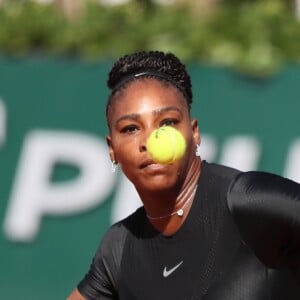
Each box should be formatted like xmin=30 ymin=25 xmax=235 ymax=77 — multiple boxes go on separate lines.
xmin=77 ymin=161 xmax=300 ymax=299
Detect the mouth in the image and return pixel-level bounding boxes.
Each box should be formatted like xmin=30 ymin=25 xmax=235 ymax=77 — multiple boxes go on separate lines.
xmin=139 ymin=159 xmax=168 ymax=170
xmin=140 ymin=159 xmax=156 ymax=169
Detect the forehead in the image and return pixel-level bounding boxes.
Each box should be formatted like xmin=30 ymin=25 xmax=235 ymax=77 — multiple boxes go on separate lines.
xmin=108 ymin=78 xmax=188 ymax=119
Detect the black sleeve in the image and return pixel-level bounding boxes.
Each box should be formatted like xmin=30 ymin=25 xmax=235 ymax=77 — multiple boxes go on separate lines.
xmin=77 ymin=222 xmax=127 ymax=300
xmin=227 ymin=171 xmax=300 ymax=279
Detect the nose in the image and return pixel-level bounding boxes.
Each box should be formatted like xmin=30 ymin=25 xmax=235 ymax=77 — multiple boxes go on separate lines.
xmin=139 ymin=130 xmax=151 ymax=153
xmin=139 ymin=143 xmax=147 ymax=152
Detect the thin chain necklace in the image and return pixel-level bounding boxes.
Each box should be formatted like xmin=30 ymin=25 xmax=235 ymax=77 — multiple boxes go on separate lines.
xmin=146 ymin=184 xmax=198 ymax=220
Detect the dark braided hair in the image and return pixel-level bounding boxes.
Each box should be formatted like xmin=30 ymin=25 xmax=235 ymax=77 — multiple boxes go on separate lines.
xmin=106 ymin=51 xmax=193 ymax=121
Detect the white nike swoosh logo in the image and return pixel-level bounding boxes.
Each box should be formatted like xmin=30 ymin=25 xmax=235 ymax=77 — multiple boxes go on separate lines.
xmin=163 ymin=261 xmax=183 ymax=277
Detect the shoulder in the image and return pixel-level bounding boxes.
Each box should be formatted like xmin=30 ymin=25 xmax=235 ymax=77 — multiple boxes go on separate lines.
xmin=77 ymin=207 xmax=146 ymax=298
xmin=227 ymin=170 xmax=300 ymax=268
xmin=227 ymin=170 xmax=300 ymax=207
xmin=201 ymin=160 xmax=241 ymax=187
xmin=98 ymin=206 xmax=146 ymax=259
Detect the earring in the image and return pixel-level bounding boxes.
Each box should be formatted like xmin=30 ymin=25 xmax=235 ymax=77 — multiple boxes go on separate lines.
xmin=195 ymin=144 xmax=201 ymax=157
xmin=111 ymin=160 xmax=118 ymax=173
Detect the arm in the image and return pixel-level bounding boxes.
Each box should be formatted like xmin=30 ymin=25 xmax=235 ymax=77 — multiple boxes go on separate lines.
xmin=66 ymin=253 xmax=117 ymax=300
xmin=66 ymin=222 xmax=126 ymax=300
xmin=227 ymin=171 xmax=300 ymax=277
xmin=67 ymin=289 xmax=86 ymax=300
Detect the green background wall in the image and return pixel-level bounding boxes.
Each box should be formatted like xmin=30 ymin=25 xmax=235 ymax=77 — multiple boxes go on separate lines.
xmin=0 ymin=57 xmax=299 ymax=299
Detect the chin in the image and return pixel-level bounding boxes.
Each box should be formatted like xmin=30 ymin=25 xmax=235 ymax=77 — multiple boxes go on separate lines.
xmin=141 ymin=175 xmax=179 ymax=193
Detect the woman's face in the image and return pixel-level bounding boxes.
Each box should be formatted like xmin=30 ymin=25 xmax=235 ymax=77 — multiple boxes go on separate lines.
xmin=106 ymin=78 xmax=200 ymax=193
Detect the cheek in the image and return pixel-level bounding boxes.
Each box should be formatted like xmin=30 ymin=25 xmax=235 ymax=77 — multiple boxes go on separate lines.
xmin=115 ymin=145 xmax=141 ymax=183
xmin=182 ymin=131 xmax=197 ymax=158
xmin=183 ymin=128 xmax=195 ymax=146
xmin=112 ymin=136 xmax=139 ymax=163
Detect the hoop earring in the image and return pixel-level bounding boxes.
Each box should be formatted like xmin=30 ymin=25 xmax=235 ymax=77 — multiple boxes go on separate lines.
xmin=195 ymin=144 xmax=201 ymax=157
xmin=111 ymin=161 xmax=118 ymax=173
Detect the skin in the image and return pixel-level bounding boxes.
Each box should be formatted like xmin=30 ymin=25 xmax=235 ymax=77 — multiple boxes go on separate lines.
xmin=107 ymin=78 xmax=201 ymax=234
xmin=67 ymin=290 xmax=85 ymax=300
xmin=67 ymin=78 xmax=201 ymax=300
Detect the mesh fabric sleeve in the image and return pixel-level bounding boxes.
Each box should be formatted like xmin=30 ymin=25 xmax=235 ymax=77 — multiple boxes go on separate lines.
xmin=77 ymin=222 xmax=127 ymax=300
xmin=227 ymin=171 xmax=300 ymax=280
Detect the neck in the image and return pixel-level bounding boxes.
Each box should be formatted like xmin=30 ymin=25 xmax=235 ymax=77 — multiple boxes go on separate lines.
xmin=146 ymin=183 xmax=198 ymax=220
xmin=144 ymin=158 xmax=201 ymax=236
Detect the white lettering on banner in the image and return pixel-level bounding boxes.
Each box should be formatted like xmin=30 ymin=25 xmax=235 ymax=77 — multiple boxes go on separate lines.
xmin=284 ymin=139 xmax=300 ymax=183
xmin=191 ymin=134 xmax=261 ymax=171
xmin=111 ymin=174 xmax=142 ymax=223
xmin=197 ymin=135 xmax=218 ymax=162
xmin=219 ymin=136 xmax=261 ymax=171
xmin=3 ymin=130 xmax=115 ymax=242
xmin=2 ymin=130 xmax=299 ymax=242
xmin=0 ymin=98 xmax=6 ymax=148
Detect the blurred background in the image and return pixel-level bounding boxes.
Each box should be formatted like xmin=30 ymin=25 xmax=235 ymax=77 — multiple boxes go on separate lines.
xmin=0 ymin=0 xmax=299 ymax=299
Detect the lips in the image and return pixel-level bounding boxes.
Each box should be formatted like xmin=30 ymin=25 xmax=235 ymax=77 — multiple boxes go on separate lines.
xmin=139 ymin=159 xmax=156 ymax=169
xmin=139 ymin=158 xmax=170 ymax=173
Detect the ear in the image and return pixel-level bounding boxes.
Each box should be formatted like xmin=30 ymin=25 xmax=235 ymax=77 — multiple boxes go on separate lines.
xmin=191 ymin=118 xmax=201 ymax=145
xmin=106 ymin=135 xmax=117 ymax=163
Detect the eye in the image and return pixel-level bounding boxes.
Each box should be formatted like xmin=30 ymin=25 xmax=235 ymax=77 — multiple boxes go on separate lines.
xmin=121 ymin=124 xmax=138 ymax=134
xmin=161 ymin=118 xmax=178 ymax=127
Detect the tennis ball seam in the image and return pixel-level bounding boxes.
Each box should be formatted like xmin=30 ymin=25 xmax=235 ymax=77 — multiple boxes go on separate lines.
xmin=146 ymin=126 xmax=186 ymax=164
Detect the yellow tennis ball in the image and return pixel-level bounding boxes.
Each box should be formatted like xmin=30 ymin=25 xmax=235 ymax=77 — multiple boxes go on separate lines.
xmin=146 ymin=126 xmax=186 ymax=164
